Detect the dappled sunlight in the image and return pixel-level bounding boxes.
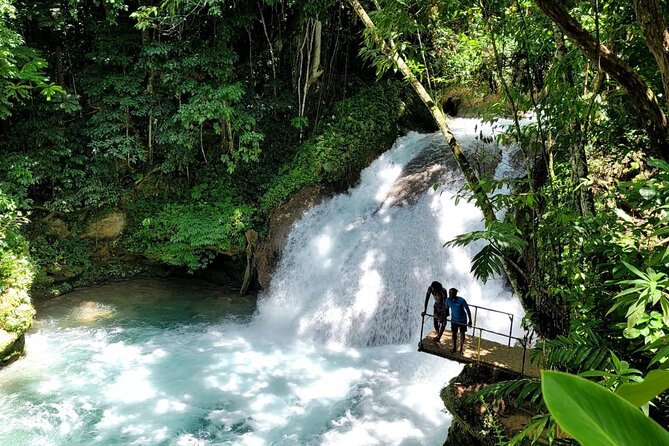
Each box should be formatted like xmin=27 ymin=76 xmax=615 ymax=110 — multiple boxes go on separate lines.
xmin=155 ymin=398 xmax=188 ymax=414
xmin=421 ymin=330 xmax=539 ymax=377
xmin=314 ymin=231 xmax=334 ymax=257
xmin=353 ymin=250 xmax=383 ymax=319
xmin=72 ymin=301 xmax=115 ymax=324
xmin=374 ymin=163 xmax=404 ymax=202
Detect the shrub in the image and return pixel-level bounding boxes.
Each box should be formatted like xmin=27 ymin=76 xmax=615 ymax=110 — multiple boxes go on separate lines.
xmin=260 ymin=82 xmax=404 ymax=212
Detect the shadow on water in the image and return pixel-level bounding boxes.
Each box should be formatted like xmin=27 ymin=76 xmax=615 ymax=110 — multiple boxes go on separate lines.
xmin=33 ymin=277 xmax=257 ymax=330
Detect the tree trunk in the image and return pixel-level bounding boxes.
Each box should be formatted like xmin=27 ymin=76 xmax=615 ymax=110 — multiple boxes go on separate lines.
xmin=533 ymin=0 xmax=669 ymax=159
xmin=240 ymin=230 xmax=258 ymax=295
xmin=634 ymin=0 xmax=669 ymax=107
xmin=553 ymin=31 xmax=595 ymax=218
xmin=299 ymin=20 xmax=324 ymax=118
xmin=309 ymin=20 xmax=323 ymax=86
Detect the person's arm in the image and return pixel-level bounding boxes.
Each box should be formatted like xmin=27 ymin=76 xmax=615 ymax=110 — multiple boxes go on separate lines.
xmin=465 ymin=300 xmax=472 ymax=326
xmin=422 ymin=288 xmax=431 ymax=317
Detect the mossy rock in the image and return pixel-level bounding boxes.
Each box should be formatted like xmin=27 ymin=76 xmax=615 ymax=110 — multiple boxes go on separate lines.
xmin=0 ymin=331 xmax=25 ymax=366
xmin=42 ymin=214 xmax=71 ymax=238
xmin=81 ymin=211 xmax=126 ymax=239
xmin=441 ymin=364 xmax=536 ymax=445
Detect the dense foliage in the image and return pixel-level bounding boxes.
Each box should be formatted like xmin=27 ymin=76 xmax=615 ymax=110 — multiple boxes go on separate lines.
xmin=0 ymin=0 xmax=395 ymax=283
xmin=260 ymin=81 xmax=402 ymax=211
xmin=0 ymin=0 xmax=404 ymax=361
xmin=0 ymin=189 xmax=34 ymax=337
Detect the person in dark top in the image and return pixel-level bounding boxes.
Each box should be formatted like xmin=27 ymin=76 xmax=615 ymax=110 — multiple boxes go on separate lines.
xmin=422 ymin=281 xmax=447 ymax=342
xmin=445 ymin=288 xmax=472 ymax=353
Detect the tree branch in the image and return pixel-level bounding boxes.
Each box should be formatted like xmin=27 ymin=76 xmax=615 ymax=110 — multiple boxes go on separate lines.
xmin=533 ymin=0 xmax=669 ymax=159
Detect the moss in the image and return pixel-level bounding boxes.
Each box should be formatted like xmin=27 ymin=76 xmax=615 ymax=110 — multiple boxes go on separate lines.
xmin=0 ymin=332 xmax=25 ymax=366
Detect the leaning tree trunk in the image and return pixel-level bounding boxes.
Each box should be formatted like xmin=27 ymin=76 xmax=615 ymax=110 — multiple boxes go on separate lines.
xmin=533 ymin=0 xmax=669 ymax=160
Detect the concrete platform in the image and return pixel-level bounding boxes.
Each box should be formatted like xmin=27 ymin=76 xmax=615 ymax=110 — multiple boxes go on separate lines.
xmin=418 ymin=329 xmax=540 ymax=377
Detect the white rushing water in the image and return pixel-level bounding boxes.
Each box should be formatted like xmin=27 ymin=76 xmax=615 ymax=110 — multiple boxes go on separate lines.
xmin=0 ymin=118 xmax=524 ymax=446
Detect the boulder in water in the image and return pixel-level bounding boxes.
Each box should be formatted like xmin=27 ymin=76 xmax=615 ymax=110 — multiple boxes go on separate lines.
xmin=255 ymin=186 xmax=331 ymax=289
xmin=0 ymin=331 xmax=25 ymax=366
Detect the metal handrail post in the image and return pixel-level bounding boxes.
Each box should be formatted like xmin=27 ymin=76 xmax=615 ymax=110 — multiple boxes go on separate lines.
xmin=419 ymin=311 xmax=426 ymax=351
xmin=473 ymin=306 xmax=478 ymax=328
xmin=477 ymin=328 xmax=483 ymax=363
xmin=508 ymin=314 xmax=514 ymax=347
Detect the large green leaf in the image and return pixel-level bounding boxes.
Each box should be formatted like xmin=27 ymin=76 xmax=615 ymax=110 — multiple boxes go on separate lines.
xmin=542 ymin=370 xmax=669 ymax=446
xmin=615 ymin=370 xmax=669 ymax=407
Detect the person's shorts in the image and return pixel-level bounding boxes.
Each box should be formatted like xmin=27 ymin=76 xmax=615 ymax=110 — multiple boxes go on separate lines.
xmin=451 ymin=322 xmax=467 ymax=334
xmin=433 ymin=304 xmax=445 ymax=321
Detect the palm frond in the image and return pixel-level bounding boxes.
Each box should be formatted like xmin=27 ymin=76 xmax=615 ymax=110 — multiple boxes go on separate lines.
xmin=532 ymin=327 xmax=611 ymax=373
xmin=468 ymin=378 xmax=542 ymax=406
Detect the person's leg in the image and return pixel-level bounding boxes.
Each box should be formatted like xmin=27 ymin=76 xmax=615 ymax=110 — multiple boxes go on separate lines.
xmin=432 ymin=304 xmax=440 ymax=334
xmin=451 ymin=324 xmax=457 ymax=352
xmin=436 ymin=316 xmax=445 ymax=341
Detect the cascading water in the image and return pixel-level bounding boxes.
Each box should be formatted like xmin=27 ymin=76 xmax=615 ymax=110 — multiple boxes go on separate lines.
xmin=0 ymin=118 xmax=525 ymax=446
xmin=257 ymin=118 xmax=524 ymax=349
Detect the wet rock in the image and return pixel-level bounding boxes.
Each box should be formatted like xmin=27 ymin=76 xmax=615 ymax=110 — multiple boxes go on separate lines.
xmin=255 ymin=186 xmax=331 ymax=289
xmin=0 ymin=331 xmax=25 ymax=366
xmin=441 ymin=363 xmax=534 ymax=446
xmin=386 ymin=134 xmax=463 ymax=206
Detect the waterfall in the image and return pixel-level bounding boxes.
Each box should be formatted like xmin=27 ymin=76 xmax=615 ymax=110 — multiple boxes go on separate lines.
xmin=257 ymin=117 xmax=524 ymax=348
xmin=0 ymin=118 xmax=527 ymax=446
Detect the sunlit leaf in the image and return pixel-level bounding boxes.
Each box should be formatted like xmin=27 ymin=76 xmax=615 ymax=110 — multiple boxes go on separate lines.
xmin=542 ymin=371 xmax=669 ymax=446
xmin=614 ymin=370 xmax=669 ymax=407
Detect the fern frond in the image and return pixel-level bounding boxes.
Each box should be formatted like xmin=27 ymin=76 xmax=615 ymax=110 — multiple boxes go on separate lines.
xmin=508 ymin=413 xmax=550 ymax=446
xmin=507 ymin=413 xmax=580 ymax=446
xmin=532 ymin=327 xmax=611 ymax=373
xmin=468 ymin=378 xmax=542 ymax=406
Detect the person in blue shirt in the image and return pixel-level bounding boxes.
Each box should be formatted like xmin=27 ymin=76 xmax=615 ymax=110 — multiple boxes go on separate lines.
xmin=445 ymin=288 xmax=472 ymax=354
xmin=422 ymin=281 xmax=447 ymax=342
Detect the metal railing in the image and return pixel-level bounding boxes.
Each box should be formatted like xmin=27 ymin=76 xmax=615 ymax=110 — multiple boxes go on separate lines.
xmin=418 ymin=303 xmax=530 ymax=375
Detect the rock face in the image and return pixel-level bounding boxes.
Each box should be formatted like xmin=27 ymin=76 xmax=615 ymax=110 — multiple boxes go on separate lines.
xmin=441 ymin=363 xmax=534 ymax=445
xmin=387 ymin=134 xmax=463 ymax=207
xmin=255 ymin=186 xmax=331 ymax=289
xmin=0 ymin=331 xmax=25 ymax=366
